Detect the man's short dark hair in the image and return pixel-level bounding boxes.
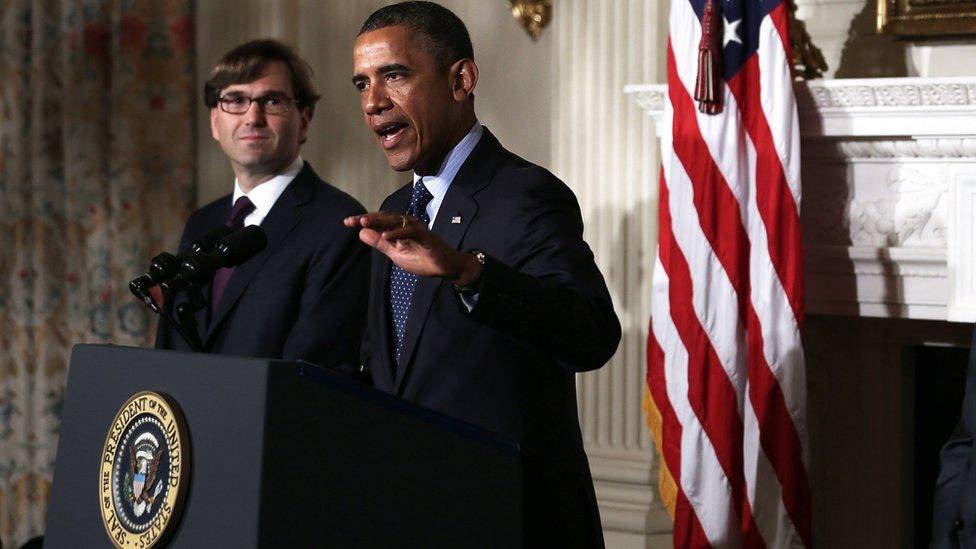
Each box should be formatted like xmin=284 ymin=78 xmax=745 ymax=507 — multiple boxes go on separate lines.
xmin=358 ymin=1 xmax=474 ymax=69
xmin=204 ymin=39 xmax=321 ymax=118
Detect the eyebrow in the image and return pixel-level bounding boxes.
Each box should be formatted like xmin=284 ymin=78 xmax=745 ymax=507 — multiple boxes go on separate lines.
xmin=351 ymin=63 xmax=413 ymax=85
xmin=220 ymin=89 xmax=291 ymax=98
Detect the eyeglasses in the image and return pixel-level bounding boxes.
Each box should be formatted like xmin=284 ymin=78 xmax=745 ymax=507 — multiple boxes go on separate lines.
xmin=217 ymin=93 xmax=297 ymax=115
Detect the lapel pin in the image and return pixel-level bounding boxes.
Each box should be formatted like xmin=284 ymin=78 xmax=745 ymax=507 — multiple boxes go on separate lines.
xmin=451 ymin=215 xmax=462 ymax=224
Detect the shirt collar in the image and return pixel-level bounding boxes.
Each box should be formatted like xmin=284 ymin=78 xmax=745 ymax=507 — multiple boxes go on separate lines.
xmin=232 ymin=155 xmax=304 ymax=221
xmin=412 ymin=122 xmax=483 ymax=202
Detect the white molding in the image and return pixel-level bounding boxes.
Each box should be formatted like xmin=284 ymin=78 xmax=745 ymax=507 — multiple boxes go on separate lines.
xmin=626 ymin=77 xmax=976 ymax=323
xmin=948 ymin=174 xmax=976 ymax=322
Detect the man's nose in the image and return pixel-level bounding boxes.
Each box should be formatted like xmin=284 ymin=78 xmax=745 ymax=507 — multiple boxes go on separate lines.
xmin=363 ymin=85 xmax=392 ymax=115
xmin=243 ymin=100 xmax=266 ymax=124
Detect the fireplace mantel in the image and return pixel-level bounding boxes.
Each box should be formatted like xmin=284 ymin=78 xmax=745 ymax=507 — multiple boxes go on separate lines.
xmin=625 ymin=77 xmax=976 ymax=322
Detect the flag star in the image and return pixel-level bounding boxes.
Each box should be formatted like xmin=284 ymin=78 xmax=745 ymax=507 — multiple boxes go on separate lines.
xmin=723 ymin=17 xmax=742 ymax=46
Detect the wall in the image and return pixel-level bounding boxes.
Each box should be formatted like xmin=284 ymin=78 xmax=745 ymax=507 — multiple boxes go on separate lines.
xmin=550 ymin=1 xmax=670 ymax=547
xmin=196 ymin=0 xmax=552 ymax=209
xmin=795 ymin=0 xmax=976 ymax=78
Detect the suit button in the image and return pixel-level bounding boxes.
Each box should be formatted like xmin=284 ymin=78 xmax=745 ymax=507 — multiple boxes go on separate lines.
xmin=955 ymin=519 xmax=964 ymax=530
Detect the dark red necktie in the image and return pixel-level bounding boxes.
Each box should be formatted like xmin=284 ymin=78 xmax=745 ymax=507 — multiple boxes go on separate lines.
xmin=211 ymin=196 xmax=255 ymax=313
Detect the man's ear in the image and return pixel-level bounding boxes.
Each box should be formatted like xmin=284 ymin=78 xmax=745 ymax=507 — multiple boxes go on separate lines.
xmin=210 ymin=108 xmax=220 ymax=141
xmin=297 ymin=106 xmax=312 ymax=144
xmin=450 ymin=59 xmax=478 ymax=102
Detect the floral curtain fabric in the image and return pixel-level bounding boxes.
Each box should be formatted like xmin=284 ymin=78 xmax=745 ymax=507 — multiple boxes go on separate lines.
xmin=0 ymin=1 xmax=194 ymax=545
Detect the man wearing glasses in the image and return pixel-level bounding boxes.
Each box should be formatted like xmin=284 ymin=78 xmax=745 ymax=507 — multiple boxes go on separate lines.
xmin=155 ymin=39 xmax=369 ymax=373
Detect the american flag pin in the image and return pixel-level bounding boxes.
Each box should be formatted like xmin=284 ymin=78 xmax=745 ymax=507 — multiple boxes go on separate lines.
xmin=451 ymin=215 xmax=462 ymax=224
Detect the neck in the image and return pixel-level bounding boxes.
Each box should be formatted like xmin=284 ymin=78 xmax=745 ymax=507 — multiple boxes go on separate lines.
xmin=414 ymin=115 xmax=477 ymax=176
xmin=236 ymin=172 xmax=275 ymax=194
xmin=233 ymin=155 xmax=299 ymax=193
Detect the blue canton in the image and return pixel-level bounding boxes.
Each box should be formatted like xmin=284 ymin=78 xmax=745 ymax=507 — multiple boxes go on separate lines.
xmin=389 ymin=179 xmax=434 ymax=365
xmin=688 ymin=0 xmax=782 ymax=80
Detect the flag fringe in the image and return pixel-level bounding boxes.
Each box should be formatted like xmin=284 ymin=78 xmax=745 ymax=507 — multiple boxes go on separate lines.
xmin=643 ymin=387 xmax=677 ymax=520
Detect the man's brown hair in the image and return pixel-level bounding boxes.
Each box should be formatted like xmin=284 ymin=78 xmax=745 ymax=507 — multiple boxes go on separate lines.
xmin=204 ymin=39 xmax=321 ymax=118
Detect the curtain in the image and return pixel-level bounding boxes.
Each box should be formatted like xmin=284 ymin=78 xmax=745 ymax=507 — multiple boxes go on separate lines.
xmin=0 ymin=1 xmax=194 ymax=545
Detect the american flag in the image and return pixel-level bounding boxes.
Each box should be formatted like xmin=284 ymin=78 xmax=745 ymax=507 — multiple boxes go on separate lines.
xmin=644 ymin=0 xmax=811 ymax=546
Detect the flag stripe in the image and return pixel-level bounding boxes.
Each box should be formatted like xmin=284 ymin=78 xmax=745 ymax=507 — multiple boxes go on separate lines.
xmin=743 ymin=382 xmax=805 ymax=548
xmin=648 ymin=325 xmax=711 ymax=547
xmin=724 ymin=8 xmax=812 ymax=541
xmin=666 ymin=44 xmax=751 ymax=324
xmin=747 ymin=308 xmax=812 ymax=546
xmin=725 ymin=38 xmax=804 ymax=327
xmin=758 ymin=5 xmax=802 ymax=204
xmin=667 ymin=30 xmax=780 ymax=549
xmin=655 ymin=176 xmax=739 ymax=545
xmin=647 ymin=0 xmax=811 ymax=546
xmin=657 ymin=175 xmax=759 ymax=545
xmin=652 ymin=256 xmax=739 ymax=546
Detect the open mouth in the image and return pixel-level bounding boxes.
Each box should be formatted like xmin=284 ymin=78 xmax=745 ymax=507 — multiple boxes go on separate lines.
xmin=374 ymin=122 xmax=409 ymax=149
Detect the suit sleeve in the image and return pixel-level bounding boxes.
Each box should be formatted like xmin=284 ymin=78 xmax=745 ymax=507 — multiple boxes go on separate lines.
xmin=932 ymin=329 xmax=976 ymax=548
xmin=280 ymin=220 xmax=370 ymax=373
xmin=465 ymin=175 xmax=620 ymax=372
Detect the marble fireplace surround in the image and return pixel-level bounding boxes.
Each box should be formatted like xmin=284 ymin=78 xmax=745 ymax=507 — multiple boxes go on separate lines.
xmin=626 ymin=77 xmax=976 ymax=324
xmin=624 ymin=78 xmax=976 ymax=543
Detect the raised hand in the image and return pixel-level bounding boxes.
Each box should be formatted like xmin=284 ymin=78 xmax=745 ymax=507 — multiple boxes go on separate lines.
xmin=344 ymin=212 xmax=481 ymax=285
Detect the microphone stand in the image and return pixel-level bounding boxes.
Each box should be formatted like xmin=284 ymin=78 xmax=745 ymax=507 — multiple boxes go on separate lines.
xmin=161 ymin=285 xmax=207 ymax=353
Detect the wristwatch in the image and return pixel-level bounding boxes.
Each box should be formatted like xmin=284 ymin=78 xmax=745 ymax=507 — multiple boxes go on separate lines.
xmin=454 ymin=249 xmax=487 ymax=292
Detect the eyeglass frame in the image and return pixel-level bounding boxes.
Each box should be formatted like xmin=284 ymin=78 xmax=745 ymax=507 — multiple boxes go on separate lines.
xmin=215 ymin=92 xmax=300 ymax=115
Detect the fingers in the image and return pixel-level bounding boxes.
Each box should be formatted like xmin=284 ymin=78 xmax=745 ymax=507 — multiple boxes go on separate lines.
xmin=348 ymin=211 xmax=426 ymax=254
xmin=357 ymin=227 xmax=382 ymax=248
xmin=345 ymin=211 xmax=408 ymax=231
xmin=380 ymin=216 xmax=422 ymax=241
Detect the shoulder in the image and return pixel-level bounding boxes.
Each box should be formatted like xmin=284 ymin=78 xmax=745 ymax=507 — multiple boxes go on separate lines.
xmin=379 ymin=181 xmax=413 ymax=211
xmin=296 ymin=165 xmax=367 ymax=217
xmin=488 ymin=144 xmax=579 ymax=208
xmin=184 ymin=194 xmax=230 ymax=232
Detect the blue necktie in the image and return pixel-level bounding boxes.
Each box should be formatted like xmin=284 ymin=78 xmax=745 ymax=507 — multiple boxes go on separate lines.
xmin=389 ymin=179 xmax=434 ymax=365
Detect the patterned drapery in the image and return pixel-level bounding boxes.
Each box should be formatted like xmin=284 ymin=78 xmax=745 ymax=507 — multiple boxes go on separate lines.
xmin=0 ymin=1 xmax=194 ymax=545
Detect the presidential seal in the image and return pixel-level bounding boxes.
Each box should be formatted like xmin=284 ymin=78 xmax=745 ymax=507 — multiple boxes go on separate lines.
xmin=99 ymin=391 xmax=189 ymax=548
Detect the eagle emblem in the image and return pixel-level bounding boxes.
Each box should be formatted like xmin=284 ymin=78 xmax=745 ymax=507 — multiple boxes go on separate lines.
xmin=100 ymin=391 xmax=190 ymax=548
xmin=122 ymin=432 xmax=164 ymax=517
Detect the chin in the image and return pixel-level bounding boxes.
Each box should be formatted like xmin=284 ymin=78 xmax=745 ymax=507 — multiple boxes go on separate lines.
xmin=384 ymin=153 xmax=416 ymax=173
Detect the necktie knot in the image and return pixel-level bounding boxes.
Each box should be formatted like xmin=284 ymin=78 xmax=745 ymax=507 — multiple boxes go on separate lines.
xmin=227 ymin=196 xmax=256 ymax=229
xmin=408 ymin=180 xmax=434 ymax=224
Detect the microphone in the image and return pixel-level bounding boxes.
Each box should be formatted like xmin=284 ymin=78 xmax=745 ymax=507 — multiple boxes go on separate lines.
xmin=128 ymin=226 xmax=235 ymax=312
xmin=160 ymin=226 xmax=267 ymax=295
xmin=187 ymin=225 xmax=234 ymax=255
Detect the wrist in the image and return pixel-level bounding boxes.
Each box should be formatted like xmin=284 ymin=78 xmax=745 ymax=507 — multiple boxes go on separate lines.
xmin=449 ymin=250 xmax=485 ymax=287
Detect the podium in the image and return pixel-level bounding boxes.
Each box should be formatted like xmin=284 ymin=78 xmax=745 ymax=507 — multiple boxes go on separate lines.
xmin=45 ymin=345 xmax=522 ymax=547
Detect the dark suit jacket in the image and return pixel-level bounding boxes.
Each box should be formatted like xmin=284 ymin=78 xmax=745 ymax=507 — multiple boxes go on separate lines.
xmin=933 ymin=328 xmax=976 ymax=548
xmin=155 ymin=163 xmax=369 ymax=370
xmin=362 ymin=129 xmax=621 ymax=548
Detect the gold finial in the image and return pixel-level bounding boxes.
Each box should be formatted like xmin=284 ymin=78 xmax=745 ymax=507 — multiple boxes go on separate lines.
xmin=507 ymin=0 xmax=553 ymax=41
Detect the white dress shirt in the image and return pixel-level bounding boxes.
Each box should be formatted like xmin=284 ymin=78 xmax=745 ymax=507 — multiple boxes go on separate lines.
xmin=231 ymin=155 xmax=304 ymax=226
xmin=412 ymin=122 xmax=484 ymax=228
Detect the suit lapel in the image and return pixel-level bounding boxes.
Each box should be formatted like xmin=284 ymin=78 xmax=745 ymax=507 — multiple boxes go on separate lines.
xmin=205 ymin=166 xmax=315 ymax=344
xmin=392 ymin=129 xmax=500 ymax=394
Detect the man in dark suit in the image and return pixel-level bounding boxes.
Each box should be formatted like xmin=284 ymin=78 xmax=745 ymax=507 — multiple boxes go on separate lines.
xmin=346 ymin=3 xmax=620 ymax=546
xmin=933 ymin=330 xmax=976 ymax=548
xmin=156 ymin=40 xmax=368 ymax=370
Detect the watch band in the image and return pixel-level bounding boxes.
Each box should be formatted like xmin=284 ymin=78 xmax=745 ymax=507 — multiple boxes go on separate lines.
xmin=454 ymin=249 xmax=487 ymax=292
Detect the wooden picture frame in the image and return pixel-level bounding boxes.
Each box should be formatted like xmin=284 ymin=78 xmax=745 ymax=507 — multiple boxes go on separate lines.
xmin=878 ymin=0 xmax=976 ymax=37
